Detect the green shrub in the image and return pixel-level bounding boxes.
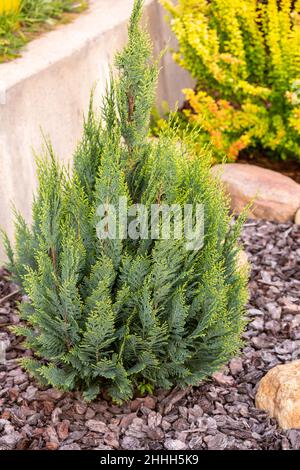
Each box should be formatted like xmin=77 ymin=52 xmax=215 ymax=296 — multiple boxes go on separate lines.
xmin=3 ymin=0 xmax=248 ymax=403
xmin=161 ymin=0 xmax=300 ymax=162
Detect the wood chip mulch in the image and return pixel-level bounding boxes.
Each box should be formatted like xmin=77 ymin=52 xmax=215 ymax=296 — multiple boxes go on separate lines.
xmin=0 ymin=219 xmax=299 ymax=451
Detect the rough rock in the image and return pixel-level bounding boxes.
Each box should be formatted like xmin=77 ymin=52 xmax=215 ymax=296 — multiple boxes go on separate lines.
xmin=120 ymin=413 xmax=137 ymax=430
xmin=23 ymin=385 xmax=37 ymax=401
xmin=57 ymin=420 xmax=70 ymax=441
xmin=256 ymin=360 xmax=300 ymax=429
xmin=0 ymin=431 xmax=21 ymax=450
xmin=130 ymin=395 xmax=156 ymax=412
xmin=104 ymin=431 xmax=119 ymax=449
xmin=204 ymin=432 xmax=228 ymax=450
xmin=86 ymin=419 xmax=108 ymax=434
xmin=164 ymin=438 xmax=187 ymax=450
xmin=121 ymin=436 xmax=140 ymax=450
xmin=59 ymin=443 xmax=81 ymax=451
xmin=212 ymin=164 xmax=300 ymax=222
xmin=74 ymin=402 xmax=87 ymax=415
xmin=229 ymin=358 xmax=244 ymax=376
xmin=212 ymin=372 xmax=235 ymax=386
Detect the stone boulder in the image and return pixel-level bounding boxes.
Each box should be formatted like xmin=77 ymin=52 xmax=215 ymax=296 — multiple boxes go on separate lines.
xmin=212 ymin=164 xmax=300 ymax=222
xmin=255 ymin=360 xmax=300 ymax=429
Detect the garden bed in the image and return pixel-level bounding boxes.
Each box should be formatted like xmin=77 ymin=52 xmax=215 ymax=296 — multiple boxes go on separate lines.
xmin=0 ymin=219 xmax=299 ymax=451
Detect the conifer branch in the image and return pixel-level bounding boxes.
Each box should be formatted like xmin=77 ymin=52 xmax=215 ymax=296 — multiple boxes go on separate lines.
xmin=3 ymin=0 xmax=248 ymax=403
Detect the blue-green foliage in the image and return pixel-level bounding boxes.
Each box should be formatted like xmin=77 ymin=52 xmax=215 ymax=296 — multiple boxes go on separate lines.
xmin=4 ymin=0 xmax=248 ymax=403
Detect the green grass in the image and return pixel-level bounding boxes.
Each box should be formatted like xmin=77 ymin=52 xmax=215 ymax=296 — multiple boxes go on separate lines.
xmin=0 ymin=1 xmax=88 ymax=62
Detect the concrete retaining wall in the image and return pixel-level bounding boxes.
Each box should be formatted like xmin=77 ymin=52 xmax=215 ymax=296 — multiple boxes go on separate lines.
xmin=0 ymin=0 xmax=193 ymax=260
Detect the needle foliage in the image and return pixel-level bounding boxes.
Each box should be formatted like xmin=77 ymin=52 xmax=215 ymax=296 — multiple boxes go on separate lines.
xmin=4 ymin=0 xmax=248 ymax=402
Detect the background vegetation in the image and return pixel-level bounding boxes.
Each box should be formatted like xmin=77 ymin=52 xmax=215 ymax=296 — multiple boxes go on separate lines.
xmin=161 ymin=0 xmax=300 ymax=162
xmin=0 ymin=0 xmax=87 ymax=62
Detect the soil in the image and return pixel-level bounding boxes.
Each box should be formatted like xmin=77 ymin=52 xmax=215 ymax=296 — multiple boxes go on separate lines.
xmin=0 ymin=219 xmax=299 ymax=450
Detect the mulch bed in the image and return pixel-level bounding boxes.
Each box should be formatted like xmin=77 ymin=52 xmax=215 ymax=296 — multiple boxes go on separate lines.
xmin=0 ymin=219 xmax=299 ymax=451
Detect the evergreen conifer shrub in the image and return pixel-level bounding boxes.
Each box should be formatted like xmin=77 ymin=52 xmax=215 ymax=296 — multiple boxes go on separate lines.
xmin=3 ymin=0 xmax=248 ymax=403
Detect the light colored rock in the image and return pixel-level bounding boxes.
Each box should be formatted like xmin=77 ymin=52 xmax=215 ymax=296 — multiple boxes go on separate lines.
xmin=86 ymin=419 xmax=108 ymax=434
xmin=229 ymin=357 xmax=244 ymax=376
xmin=164 ymin=438 xmax=187 ymax=450
xmin=121 ymin=436 xmax=140 ymax=450
xmin=295 ymin=208 xmax=300 ymax=225
xmin=0 ymin=431 xmax=21 ymax=450
xmin=256 ymin=360 xmax=300 ymax=429
xmin=13 ymin=372 xmax=27 ymax=385
xmin=212 ymin=164 xmax=300 ymax=222
xmin=212 ymin=371 xmax=235 ymax=386
xmin=195 ymin=416 xmax=217 ymax=433
xmin=0 ymin=0 xmax=193 ymax=262
xmin=22 ymin=385 xmax=37 ymax=401
xmin=204 ymin=432 xmax=228 ymax=450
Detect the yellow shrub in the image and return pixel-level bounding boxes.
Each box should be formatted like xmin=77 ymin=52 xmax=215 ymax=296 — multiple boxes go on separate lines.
xmin=0 ymin=0 xmax=20 ymax=14
xmin=162 ymin=0 xmax=300 ymax=161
